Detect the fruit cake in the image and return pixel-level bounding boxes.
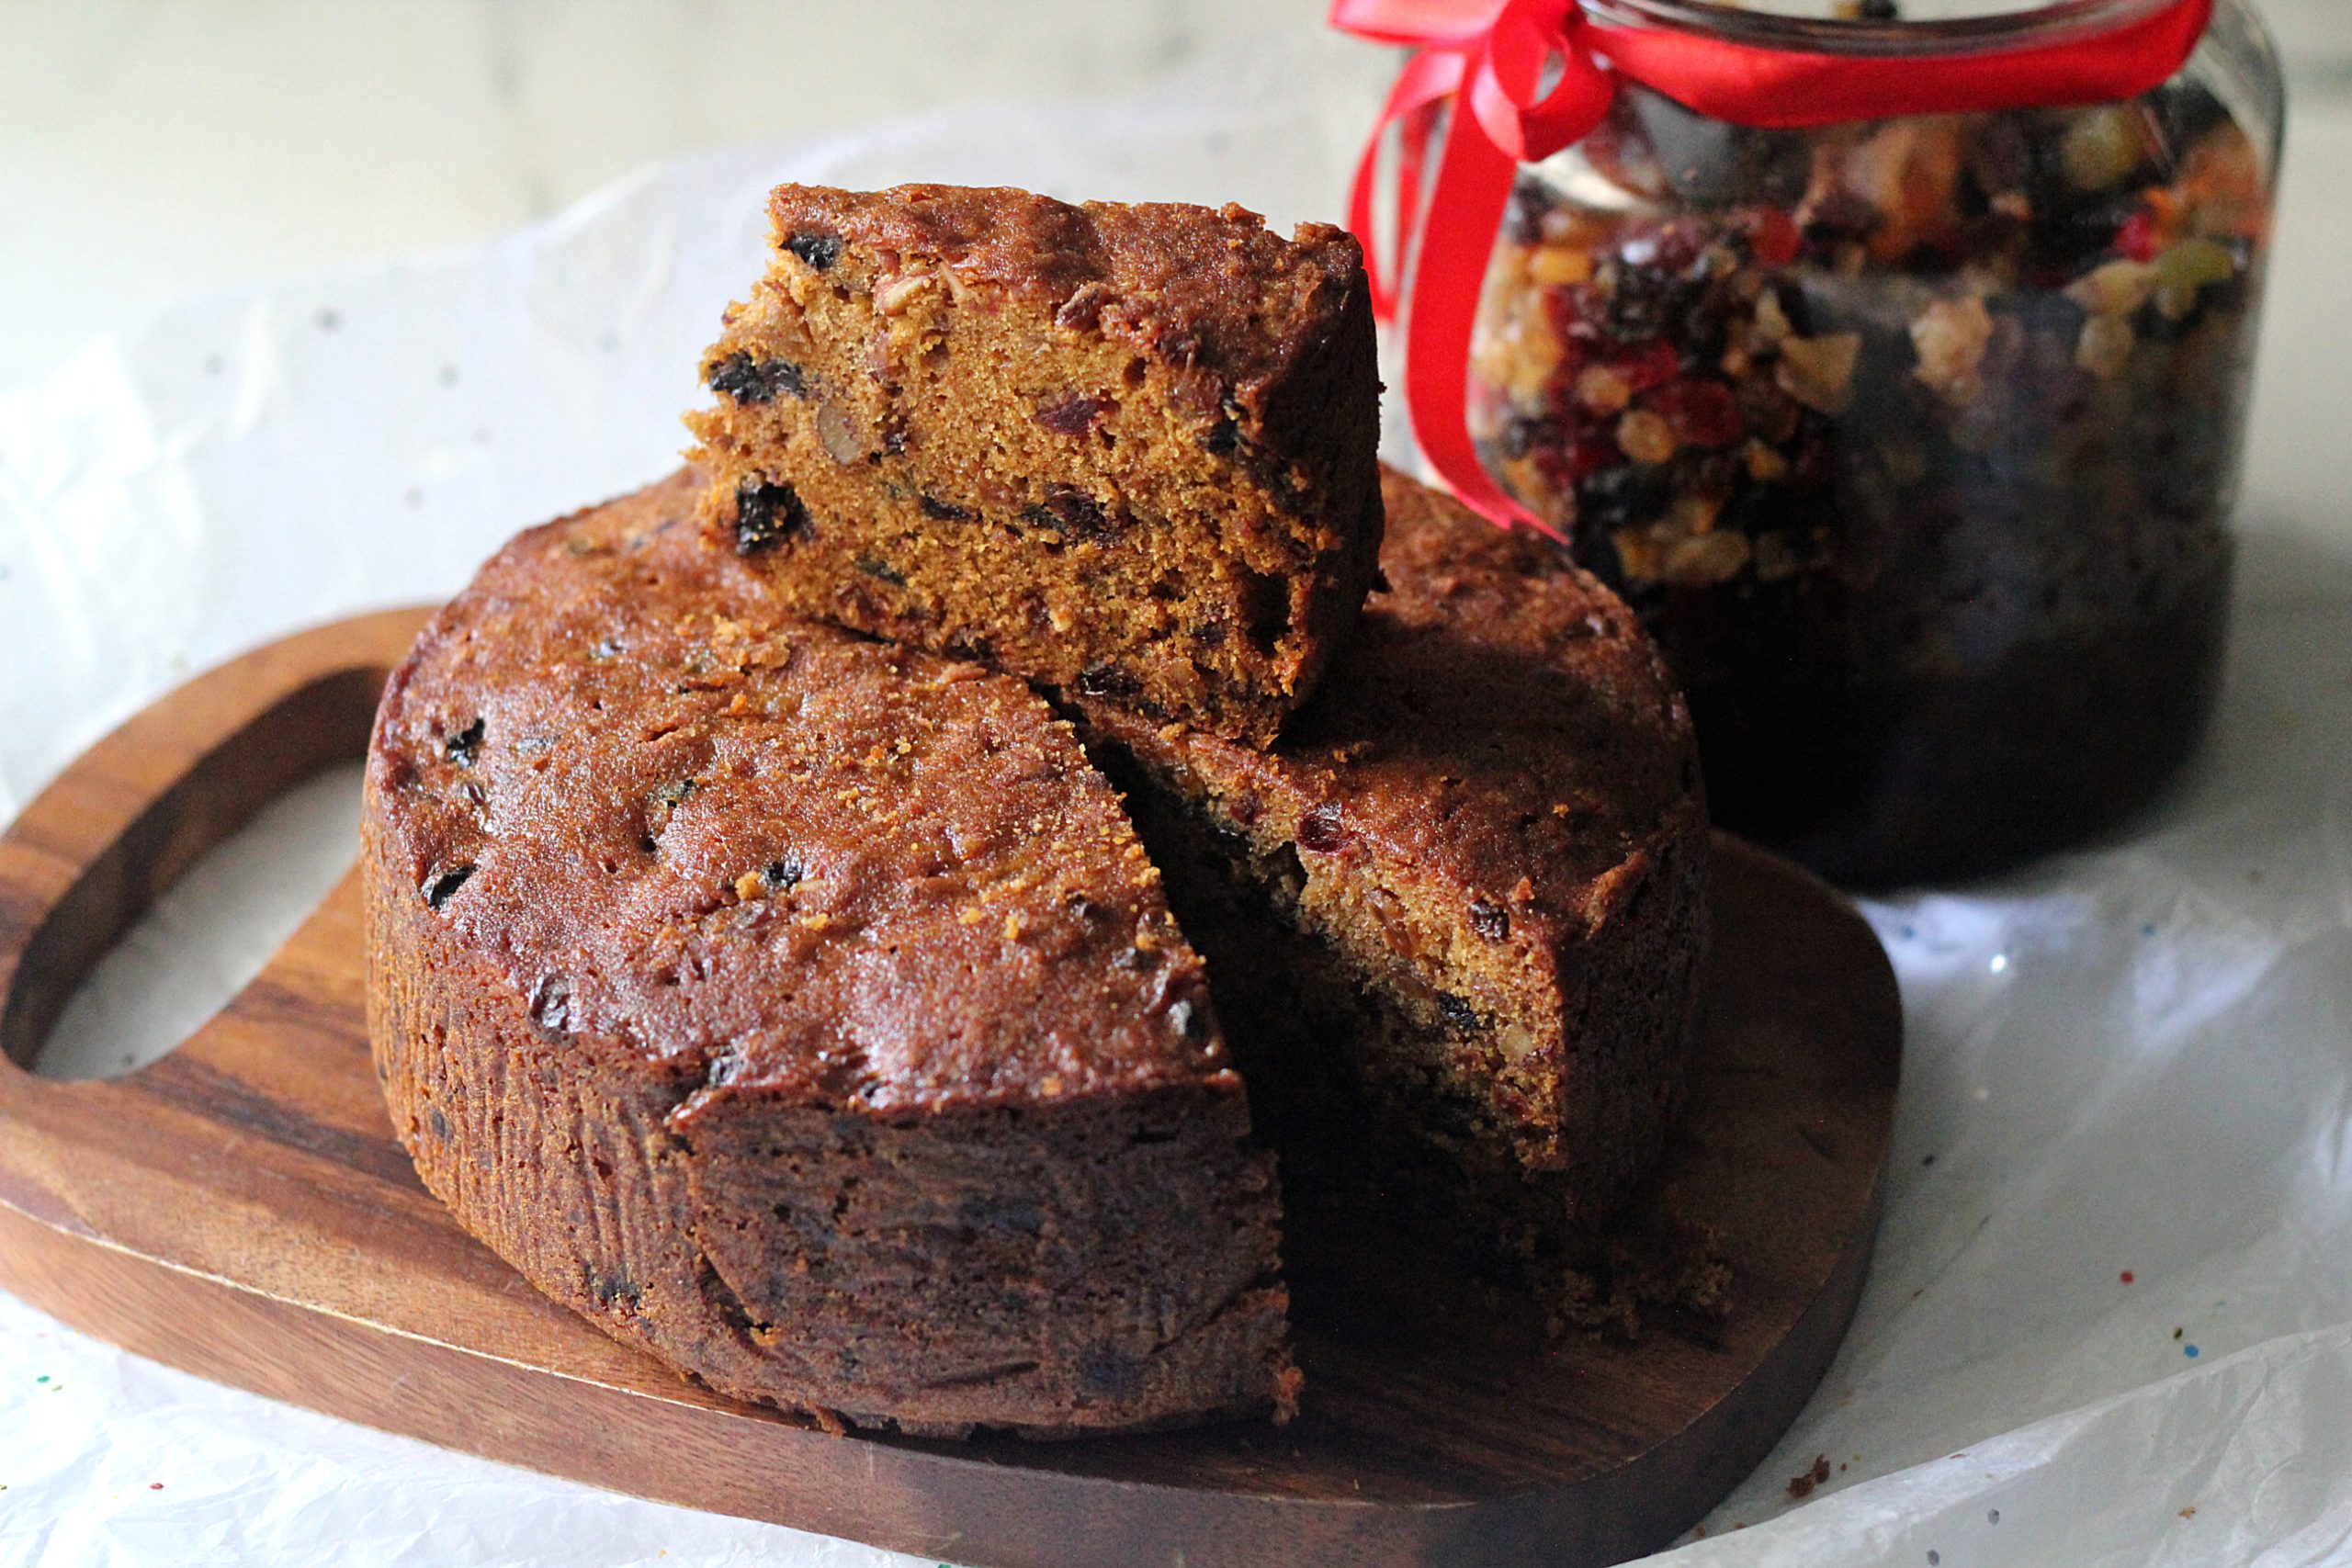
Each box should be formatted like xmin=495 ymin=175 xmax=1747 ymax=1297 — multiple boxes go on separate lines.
xmin=363 ymin=469 xmax=1294 ymax=1438
xmin=1079 ymin=467 xmax=1711 ymax=1273
xmin=682 ymin=183 xmax=1383 ymax=747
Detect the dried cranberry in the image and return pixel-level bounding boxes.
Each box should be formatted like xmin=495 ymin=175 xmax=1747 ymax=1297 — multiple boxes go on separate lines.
xmin=1566 ymin=423 xmax=1624 ymax=482
xmin=1605 ymin=338 xmax=1684 ymax=395
xmin=1645 ymin=378 xmax=1744 ymax=448
xmin=1468 ymin=900 xmax=1510 ymax=942
xmin=444 ymin=716 xmax=484 ymax=768
xmin=1035 ymin=391 xmax=1117 ymax=435
xmin=733 ymin=480 xmax=808 ymax=554
xmin=706 ymin=351 xmax=806 ymax=404
xmin=784 ymin=231 xmax=842 ymax=270
xmin=1296 ymin=803 xmax=1349 ymax=853
xmin=2115 ymin=209 xmax=2160 ymax=263
xmin=1746 ymin=208 xmax=1802 ymax=268
xmin=1055 ymin=282 xmax=1111 ymax=332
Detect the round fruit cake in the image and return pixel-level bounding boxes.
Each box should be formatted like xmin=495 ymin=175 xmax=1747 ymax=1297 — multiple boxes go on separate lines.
xmin=363 ymin=465 xmax=1709 ymax=1438
xmin=363 ymin=469 xmax=1293 ymax=1438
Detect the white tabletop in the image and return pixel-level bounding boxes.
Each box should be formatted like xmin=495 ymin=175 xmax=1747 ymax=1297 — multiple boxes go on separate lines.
xmin=2 ymin=5 xmax=2350 ymax=1567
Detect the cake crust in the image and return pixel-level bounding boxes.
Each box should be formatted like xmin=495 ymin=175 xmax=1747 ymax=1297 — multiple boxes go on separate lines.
xmin=683 ymin=183 xmax=1384 ymax=746
xmin=363 ymin=469 xmax=1294 ymax=1436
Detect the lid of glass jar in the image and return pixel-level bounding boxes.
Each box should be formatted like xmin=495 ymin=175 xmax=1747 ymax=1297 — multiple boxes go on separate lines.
xmin=1582 ymin=0 xmax=2186 ymax=56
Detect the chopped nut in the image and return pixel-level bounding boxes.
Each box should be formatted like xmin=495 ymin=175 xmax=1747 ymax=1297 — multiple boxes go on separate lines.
xmin=1776 ymin=333 xmax=1862 ymax=414
xmin=1527 ymin=246 xmax=1594 ymax=287
xmin=1612 ymin=527 xmax=1664 ymax=582
xmin=2066 ymin=259 xmax=2156 ymax=316
xmin=1616 ymin=408 xmax=1678 ymax=466
xmin=1909 ymin=296 xmax=1996 ymax=403
xmin=816 ymin=400 xmax=864 ymax=464
xmin=2061 ymin=105 xmax=2145 ymax=194
xmin=1664 ymin=529 xmax=1753 ymax=587
xmin=2076 ymin=313 xmax=2136 ymax=379
xmin=1576 ymin=363 xmax=1634 ymax=415
xmin=871 ymin=271 xmax=935 ymax=316
xmin=1666 ymin=491 xmax=1723 ymax=536
xmin=1743 ymin=438 xmax=1792 ymax=482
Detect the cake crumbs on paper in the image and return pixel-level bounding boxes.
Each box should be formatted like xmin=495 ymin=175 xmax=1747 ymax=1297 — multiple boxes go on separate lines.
xmin=1786 ymin=1454 xmax=1832 ymax=1500
xmin=2181 ymin=1506 xmax=2199 ymax=1518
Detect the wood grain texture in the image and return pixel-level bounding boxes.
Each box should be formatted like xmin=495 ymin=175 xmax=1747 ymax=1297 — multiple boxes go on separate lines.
xmin=0 ymin=610 xmax=1902 ymax=1568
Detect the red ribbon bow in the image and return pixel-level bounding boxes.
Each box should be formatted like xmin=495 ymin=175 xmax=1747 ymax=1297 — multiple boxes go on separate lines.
xmin=1332 ymin=0 xmax=2215 ymax=534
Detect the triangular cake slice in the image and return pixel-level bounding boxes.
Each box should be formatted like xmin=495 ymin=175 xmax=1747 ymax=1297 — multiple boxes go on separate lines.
xmin=683 ymin=183 xmax=1383 ymax=747
xmin=1080 ymin=467 xmax=1711 ymax=1272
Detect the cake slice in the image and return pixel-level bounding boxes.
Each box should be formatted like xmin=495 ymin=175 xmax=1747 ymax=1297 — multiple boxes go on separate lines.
xmin=1079 ymin=467 xmax=1710 ymax=1272
xmin=365 ymin=470 xmax=1295 ymax=1437
xmin=683 ymin=183 xmax=1383 ymax=747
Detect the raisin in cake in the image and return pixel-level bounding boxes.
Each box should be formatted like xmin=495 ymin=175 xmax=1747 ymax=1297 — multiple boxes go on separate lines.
xmin=1079 ymin=467 xmax=1710 ymax=1272
xmin=363 ymin=469 xmax=1294 ymax=1438
xmin=682 ymin=183 xmax=1382 ymax=747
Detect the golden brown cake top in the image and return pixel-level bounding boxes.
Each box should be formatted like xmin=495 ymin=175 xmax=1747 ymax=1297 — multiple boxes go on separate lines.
xmin=368 ymin=470 xmax=1229 ymax=1114
xmin=763 ymin=182 xmax=1365 ymax=414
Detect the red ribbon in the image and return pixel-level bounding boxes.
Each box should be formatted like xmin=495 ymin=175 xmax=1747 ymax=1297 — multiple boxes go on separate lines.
xmin=1332 ymin=0 xmax=2215 ymax=535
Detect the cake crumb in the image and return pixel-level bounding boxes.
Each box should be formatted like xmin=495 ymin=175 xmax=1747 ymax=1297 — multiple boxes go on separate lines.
xmin=1787 ymin=1454 xmax=1832 ymax=1500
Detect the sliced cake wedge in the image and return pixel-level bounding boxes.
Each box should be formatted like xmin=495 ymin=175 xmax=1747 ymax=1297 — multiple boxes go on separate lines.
xmin=1079 ymin=467 xmax=1711 ymax=1272
xmin=684 ymin=183 xmax=1383 ymax=747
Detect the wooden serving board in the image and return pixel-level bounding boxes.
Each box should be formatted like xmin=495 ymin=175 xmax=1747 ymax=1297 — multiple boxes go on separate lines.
xmin=0 ymin=608 xmax=1902 ymax=1568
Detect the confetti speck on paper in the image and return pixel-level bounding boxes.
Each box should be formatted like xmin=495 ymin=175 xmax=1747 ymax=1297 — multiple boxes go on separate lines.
xmin=2186 ymin=1344 xmax=2200 ymax=1358
xmin=2121 ymin=1269 xmax=2135 ymax=1284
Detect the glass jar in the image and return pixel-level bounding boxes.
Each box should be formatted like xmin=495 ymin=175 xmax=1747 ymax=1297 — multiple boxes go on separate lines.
xmin=1468 ymin=0 xmax=2283 ymax=886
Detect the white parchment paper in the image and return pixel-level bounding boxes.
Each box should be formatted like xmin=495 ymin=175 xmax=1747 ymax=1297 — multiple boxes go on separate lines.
xmin=2 ymin=58 xmax=2349 ymax=1568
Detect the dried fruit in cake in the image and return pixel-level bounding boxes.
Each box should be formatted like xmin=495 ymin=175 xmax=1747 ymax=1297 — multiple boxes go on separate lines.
xmin=684 ymin=183 xmax=1384 ymax=747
